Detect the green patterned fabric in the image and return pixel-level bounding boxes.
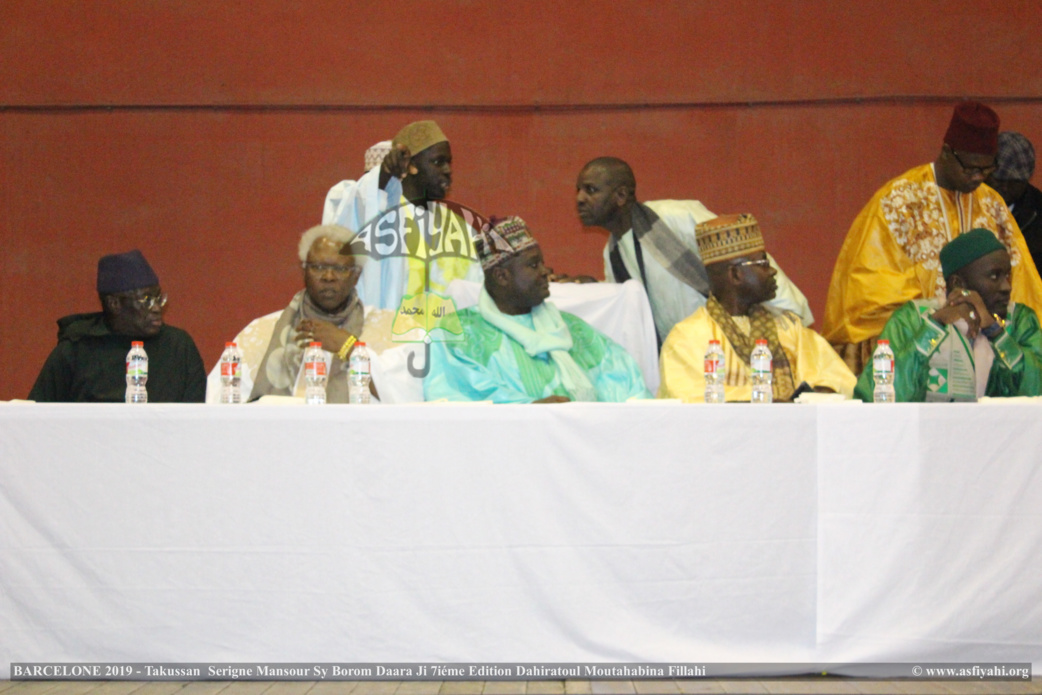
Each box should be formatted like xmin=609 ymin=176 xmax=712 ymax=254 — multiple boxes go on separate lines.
xmin=855 ymin=299 xmax=1042 ymax=402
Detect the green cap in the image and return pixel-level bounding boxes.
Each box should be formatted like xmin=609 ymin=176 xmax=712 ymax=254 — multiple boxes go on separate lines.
xmin=940 ymin=228 xmax=1007 ymax=280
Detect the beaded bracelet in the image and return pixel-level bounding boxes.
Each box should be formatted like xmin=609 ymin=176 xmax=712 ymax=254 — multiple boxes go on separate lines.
xmin=337 ymin=335 xmax=357 ymax=361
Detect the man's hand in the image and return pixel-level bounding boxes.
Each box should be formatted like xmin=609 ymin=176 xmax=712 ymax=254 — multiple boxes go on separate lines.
xmin=533 ymin=395 xmax=571 ymax=404
xmin=295 ymin=319 xmax=354 ymax=356
xmin=378 ymin=143 xmax=412 ymax=188
xmin=932 ymin=287 xmax=995 ymax=339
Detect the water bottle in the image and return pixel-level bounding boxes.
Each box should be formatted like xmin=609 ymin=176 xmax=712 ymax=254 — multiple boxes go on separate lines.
xmin=303 ymin=341 xmax=328 ymax=405
xmin=125 ymin=341 xmax=148 ymax=404
xmin=872 ymin=339 xmax=896 ymax=403
xmin=219 ymin=341 xmax=243 ymax=404
xmin=348 ymin=341 xmax=372 ymax=404
xmin=750 ymin=338 xmax=773 ymax=404
xmin=704 ymin=339 xmax=726 ymax=403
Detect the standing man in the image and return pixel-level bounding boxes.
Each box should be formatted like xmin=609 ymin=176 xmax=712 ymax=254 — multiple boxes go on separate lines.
xmin=29 ymin=250 xmax=206 ymax=402
xmin=658 ymin=215 xmax=854 ymax=403
xmin=822 ymin=101 xmax=1042 ymax=373
xmin=323 ymin=121 xmax=482 ymax=311
xmin=574 ymin=157 xmax=813 ymax=345
xmin=321 ymin=140 xmax=392 ymax=224
xmin=987 ymin=132 xmax=1042 ymax=270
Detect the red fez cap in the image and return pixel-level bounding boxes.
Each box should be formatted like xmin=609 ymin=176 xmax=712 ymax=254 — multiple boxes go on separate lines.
xmin=943 ymin=101 xmax=999 ymax=156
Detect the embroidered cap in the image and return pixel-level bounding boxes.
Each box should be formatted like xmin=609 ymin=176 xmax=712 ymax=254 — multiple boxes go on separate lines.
xmin=476 ymin=216 xmax=539 ymax=271
xmin=97 ymin=250 xmax=160 ymax=294
xmin=392 ymin=120 xmax=448 ymax=157
xmin=363 ymin=140 xmax=392 ymax=172
xmin=993 ymin=132 xmax=1035 ymax=182
xmin=695 ymin=214 xmax=765 ymax=264
xmin=940 ymin=228 xmax=1008 ymax=280
xmin=943 ymin=101 xmax=1000 ymax=156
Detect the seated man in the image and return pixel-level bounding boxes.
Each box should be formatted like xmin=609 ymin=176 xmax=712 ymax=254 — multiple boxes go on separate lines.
xmin=247 ymin=224 xmax=381 ymax=403
xmin=29 ymin=249 xmax=206 ymax=402
xmin=424 ymin=216 xmax=651 ymax=403
xmin=855 ymin=228 xmax=1042 ymax=402
xmin=823 ymin=101 xmax=1042 ymax=373
xmin=659 ymin=215 xmax=855 ymax=402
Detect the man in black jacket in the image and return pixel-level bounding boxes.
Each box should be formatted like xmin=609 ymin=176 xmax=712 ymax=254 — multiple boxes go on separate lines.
xmin=988 ymin=131 xmax=1042 ymax=271
xmin=29 ymin=249 xmax=205 ymax=402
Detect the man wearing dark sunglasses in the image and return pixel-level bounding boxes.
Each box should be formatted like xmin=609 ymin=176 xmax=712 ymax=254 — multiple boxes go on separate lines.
xmin=29 ymin=249 xmax=206 ymax=402
xmin=823 ymin=101 xmax=1042 ymax=375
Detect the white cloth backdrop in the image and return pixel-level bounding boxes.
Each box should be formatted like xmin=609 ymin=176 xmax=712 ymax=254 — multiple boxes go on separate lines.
xmin=0 ymin=402 xmax=1039 ymax=677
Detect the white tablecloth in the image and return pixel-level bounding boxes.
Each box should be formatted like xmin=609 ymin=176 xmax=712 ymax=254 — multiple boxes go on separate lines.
xmin=0 ymin=402 xmax=1039 ymax=676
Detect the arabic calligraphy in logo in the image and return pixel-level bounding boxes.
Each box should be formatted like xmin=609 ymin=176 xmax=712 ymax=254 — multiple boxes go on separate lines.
xmin=349 ymin=200 xmax=486 ymax=376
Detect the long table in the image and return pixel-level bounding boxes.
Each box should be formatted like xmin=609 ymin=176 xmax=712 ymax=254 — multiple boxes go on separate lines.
xmin=1 ymin=402 xmax=1039 ymax=676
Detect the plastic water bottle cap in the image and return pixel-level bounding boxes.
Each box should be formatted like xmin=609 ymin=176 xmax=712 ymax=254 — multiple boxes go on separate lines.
xmin=226 ymin=341 xmax=237 ymax=347
xmin=309 ymin=341 xmax=321 ymax=347
xmin=132 ymin=341 xmax=144 ymax=347
xmin=357 ymin=342 xmax=366 ymax=347
xmin=877 ymin=339 xmax=889 ymax=345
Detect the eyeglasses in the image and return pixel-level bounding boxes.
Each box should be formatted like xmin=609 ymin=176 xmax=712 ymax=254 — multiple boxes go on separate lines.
xmin=122 ymin=292 xmax=168 ymax=310
xmin=732 ymin=258 xmax=771 ymax=269
xmin=302 ymin=262 xmax=361 ymax=277
xmin=948 ymin=147 xmax=997 ymax=177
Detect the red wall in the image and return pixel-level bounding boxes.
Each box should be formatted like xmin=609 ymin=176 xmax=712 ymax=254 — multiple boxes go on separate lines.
xmin=3 ymin=1 xmax=1041 ymax=398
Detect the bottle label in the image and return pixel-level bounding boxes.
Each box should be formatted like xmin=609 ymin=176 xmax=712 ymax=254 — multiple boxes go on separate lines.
xmin=305 ymin=360 xmax=326 ymax=377
xmin=704 ymin=358 xmax=720 ymax=374
xmin=221 ymin=361 xmax=241 ymax=378
xmin=873 ymin=356 xmax=894 ymax=373
xmin=126 ymin=362 xmax=147 ymax=377
xmin=751 ymin=357 xmax=771 ymax=373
